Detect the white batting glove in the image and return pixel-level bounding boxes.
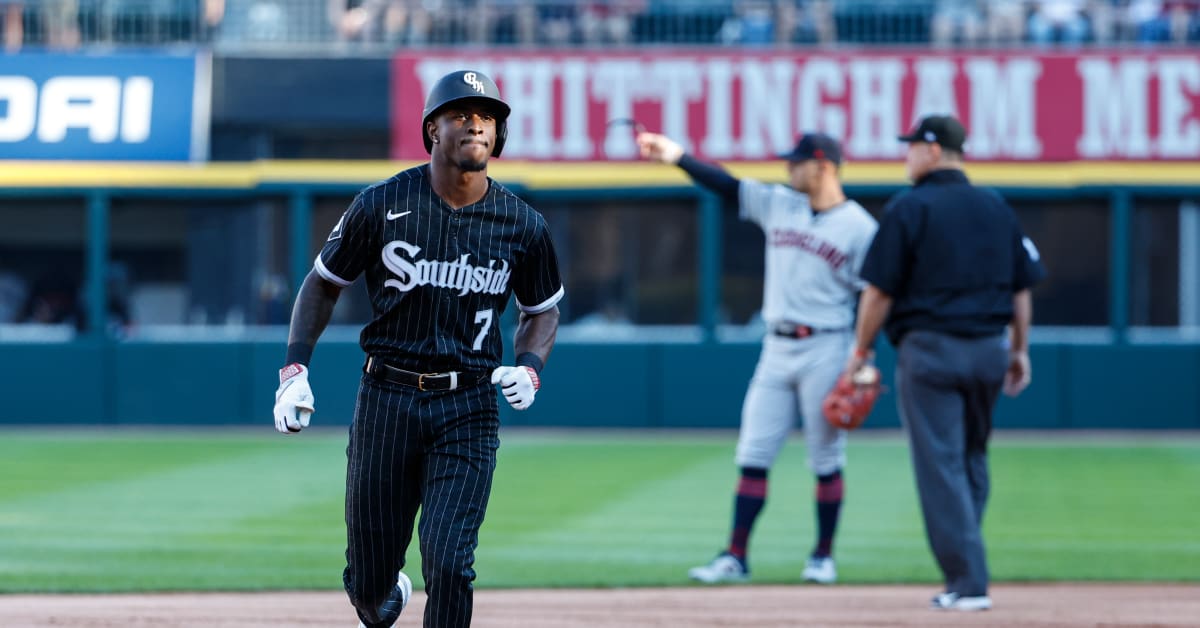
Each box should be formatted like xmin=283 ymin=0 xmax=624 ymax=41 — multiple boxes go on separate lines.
xmin=636 ymin=132 xmax=685 ymax=165
xmin=491 ymin=366 xmax=540 ymax=410
xmin=274 ymin=363 xmax=314 ymax=434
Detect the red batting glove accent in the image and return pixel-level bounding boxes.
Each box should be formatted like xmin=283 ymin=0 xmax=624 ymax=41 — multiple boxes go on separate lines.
xmin=279 ymin=363 xmax=305 ymax=383
xmin=522 ymin=366 xmax=541 ymax=390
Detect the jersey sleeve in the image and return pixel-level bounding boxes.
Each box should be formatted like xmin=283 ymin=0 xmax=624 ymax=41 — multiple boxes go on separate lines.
xmin=860 ymin=196 xmax=915 ymax=297
xmin=314 ymin=193 xmax=376 ymax=287
xmin=737 ymin=179 xmax=774 ymax=227
xmin=1012 ymin=229 xmax=1047 ymax=292
xmin=513 ymin=219 xmax=565 ymax=314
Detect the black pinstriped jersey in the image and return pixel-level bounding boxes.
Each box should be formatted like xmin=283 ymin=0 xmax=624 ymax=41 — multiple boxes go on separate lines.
xmin=315 ymin=164 xmax=564 ymax=373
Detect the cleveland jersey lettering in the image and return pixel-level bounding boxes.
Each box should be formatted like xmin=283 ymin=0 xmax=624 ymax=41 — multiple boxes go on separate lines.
xmin=770 ymin=229 xmax=852 ymax=271
xmin=740 ymin=179 xmax=878 ymax=329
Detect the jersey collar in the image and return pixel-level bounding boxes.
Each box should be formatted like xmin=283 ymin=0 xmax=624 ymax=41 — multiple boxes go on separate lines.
xmin=916 ymin=168 xmax=969 ymax=187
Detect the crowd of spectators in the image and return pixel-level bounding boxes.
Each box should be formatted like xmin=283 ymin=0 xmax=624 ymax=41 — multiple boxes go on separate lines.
xmin=241 ymin=0 xmax=1200 ymax=48
xmin=234 ymin=0 xmax=1200 ymax=48
xmin=930 ymin=1 xmax=1200 ymax=47
xmin=2 ymin=1 xmax=1199 ymax=54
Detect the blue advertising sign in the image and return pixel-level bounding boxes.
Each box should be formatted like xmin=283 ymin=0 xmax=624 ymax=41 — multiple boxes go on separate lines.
xmin=0 ymin=52 xmax=210 ymax=161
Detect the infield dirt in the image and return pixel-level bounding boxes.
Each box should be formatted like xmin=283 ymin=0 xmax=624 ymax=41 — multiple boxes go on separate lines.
xmin=1 ymin=583 xmax=1197 ymax=627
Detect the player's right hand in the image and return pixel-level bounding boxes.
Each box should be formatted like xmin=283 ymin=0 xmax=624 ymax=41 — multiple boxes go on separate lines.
xmin=274 ymin=363 xmax=315 ymax=434
xmin=636 ymin=132 xmax=684 ymax=165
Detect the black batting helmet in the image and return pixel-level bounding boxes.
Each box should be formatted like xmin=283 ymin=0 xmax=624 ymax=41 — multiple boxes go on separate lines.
xmin=422 ymin=70 xmax=510 ymax=157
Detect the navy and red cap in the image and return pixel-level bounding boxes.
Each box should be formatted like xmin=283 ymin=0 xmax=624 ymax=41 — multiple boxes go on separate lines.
xmin=778 ymin=133 xmax=843 ymax=165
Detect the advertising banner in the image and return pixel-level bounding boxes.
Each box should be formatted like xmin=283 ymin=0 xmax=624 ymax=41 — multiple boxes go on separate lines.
xmin=392 ymin=50 xmax=1199 ymax=162
xmin=0 ymin=53 xmax=210 ymax=161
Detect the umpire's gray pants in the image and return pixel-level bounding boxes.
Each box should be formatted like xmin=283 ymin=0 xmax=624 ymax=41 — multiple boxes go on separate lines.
xmin=895 ymin=330 xmax=1008 ymax=597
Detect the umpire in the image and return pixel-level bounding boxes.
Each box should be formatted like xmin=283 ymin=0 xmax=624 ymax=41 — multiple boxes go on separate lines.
xmin=847 ymin=114 xmax=1045 ymax=612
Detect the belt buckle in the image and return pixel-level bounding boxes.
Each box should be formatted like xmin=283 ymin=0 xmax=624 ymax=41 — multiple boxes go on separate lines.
xmin=418 ymin=373 xmax=429 ymax=391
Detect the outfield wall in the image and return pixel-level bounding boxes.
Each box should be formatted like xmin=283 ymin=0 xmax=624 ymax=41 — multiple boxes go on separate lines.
xmin=3 ymin=339 xmax=1197 ymax=429
xmin=2 ymin=162 xmax=1198 ymax=429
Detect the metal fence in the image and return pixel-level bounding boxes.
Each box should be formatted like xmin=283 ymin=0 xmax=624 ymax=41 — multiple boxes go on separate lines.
xmin=5 ymin=0 xmax=1199 ymax=52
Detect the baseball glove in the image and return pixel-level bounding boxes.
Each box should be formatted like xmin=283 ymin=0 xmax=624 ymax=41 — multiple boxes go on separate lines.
xmin=822 ymin=365 xmax=882 ymax=431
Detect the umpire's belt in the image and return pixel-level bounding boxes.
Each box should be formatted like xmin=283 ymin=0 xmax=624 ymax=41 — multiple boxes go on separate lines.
xmin=364 ymin=356 xmax=484 ymax=391
xmin=771 ymin=323 xmax=848 ymax=339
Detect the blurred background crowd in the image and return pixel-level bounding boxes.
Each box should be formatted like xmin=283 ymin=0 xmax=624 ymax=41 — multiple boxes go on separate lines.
xmin=3 ymin=0 xmax=1199 ymax=52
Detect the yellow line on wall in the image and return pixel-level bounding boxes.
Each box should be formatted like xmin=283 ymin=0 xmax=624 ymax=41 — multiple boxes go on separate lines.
xmin=0 ymin=160 xmax=1195 ymax=190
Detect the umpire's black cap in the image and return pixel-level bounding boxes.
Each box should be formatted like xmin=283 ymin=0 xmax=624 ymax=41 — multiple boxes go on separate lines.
xmin=898 ymin=115 xmax=967 ymax=152
xmin=778 ymin=133 xmax=843 ymax=165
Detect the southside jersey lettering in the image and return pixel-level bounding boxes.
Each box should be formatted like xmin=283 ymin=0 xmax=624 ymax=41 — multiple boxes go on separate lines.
xmin=314 ymin=164 xmax=564 ymax=373
xmin=381 ymin=241 xmax=512 ymax=296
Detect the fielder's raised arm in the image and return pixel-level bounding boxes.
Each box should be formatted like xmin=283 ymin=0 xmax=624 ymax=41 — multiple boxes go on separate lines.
xmin=636 ymin=132 xmax=741 ymax=205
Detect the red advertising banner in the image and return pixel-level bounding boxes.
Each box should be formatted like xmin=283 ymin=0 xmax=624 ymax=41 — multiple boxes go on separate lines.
xmin=391 ymin=51 xmax=1200 ymax=162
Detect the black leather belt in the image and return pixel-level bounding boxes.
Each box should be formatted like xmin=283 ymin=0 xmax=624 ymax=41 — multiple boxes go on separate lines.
xmin=771 ymin=323 xmax=848 ymax=339
xmin=364 ymin=356 xmax=484 ymax=391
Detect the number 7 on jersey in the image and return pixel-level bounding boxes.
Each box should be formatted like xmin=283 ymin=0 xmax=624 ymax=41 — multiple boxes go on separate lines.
xmin=473 ymin=309 xmax=493 ymax=351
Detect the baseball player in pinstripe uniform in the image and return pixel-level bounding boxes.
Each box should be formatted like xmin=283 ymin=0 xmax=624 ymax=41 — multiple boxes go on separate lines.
xmin=638 ymin=131 xmax=877 ymax=585
xmin=273 ymin=70 xmax=564 ymax=627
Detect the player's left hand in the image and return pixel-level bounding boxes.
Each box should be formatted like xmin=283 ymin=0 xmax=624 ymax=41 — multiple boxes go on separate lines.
xmin=274 ymin=363 xmax=315 ymax=434
xmin=490 ymin=366 xmax=540 ymax=410
xmin=823 ymin=363 xmax=882 ymax=431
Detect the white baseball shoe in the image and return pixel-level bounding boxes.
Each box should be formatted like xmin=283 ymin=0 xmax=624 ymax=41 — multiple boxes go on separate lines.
xmin=930 ymin=592 xmax=992 ymax=611
xmin=687 ymin=552 xmax=749 ymax=584
xmin=801 ymin=556 xmax=837 ymax=584
xmin=357 ymin=571 xmax=413 ymax=627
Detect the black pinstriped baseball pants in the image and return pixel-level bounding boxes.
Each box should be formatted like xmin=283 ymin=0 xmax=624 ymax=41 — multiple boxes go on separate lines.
xmin=344 ymin=374 xmax=499 ymax=628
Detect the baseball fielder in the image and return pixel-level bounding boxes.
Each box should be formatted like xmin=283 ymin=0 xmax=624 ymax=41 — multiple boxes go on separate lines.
xmin=637 ymin=132 xmax=877 ymax=585
xmin=273 ymin=70 xmax=564 ymax=627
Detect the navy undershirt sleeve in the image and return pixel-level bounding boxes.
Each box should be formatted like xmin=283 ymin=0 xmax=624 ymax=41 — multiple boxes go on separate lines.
xmin=678 ymin=154 xmax=740 ymax=205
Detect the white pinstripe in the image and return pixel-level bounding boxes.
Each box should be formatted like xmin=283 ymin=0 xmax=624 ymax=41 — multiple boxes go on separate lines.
xmin=326 ymin=165 xmax=555 ymax=627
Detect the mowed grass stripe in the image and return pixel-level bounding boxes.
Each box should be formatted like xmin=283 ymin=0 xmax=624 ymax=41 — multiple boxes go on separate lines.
xmin=476 ymin=436 xmax=735 ymax=587
xmin=0 ymin=431 xmax=350 ymax=591
xmin=985 ymin=443 xmax=1200 ymax=581
xmin=0 ymin=432 xmax=277 ymax=500
xmin=480 ymin=438 xmax=939 ymax=586
xmin=0 ymin=429 xmax=1197 ymax=592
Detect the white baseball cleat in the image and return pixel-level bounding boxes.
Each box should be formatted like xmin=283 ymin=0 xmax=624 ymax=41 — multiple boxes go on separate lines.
xmin=930 ymin=592 xmax=992 ymax=611
xmin=394 ymin=571 xmax=413 ymax=613
xmin=687 ymin=553 xmax=749 ymax=584
xmin=357 ymin=571 xmax=413 ymax=627
xmin=802 ymin=556 xmax=837 ymax=584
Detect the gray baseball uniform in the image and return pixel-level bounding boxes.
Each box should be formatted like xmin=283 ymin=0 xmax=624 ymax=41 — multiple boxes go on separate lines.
xmin=735 ymin=180 xmax=878 ymax=474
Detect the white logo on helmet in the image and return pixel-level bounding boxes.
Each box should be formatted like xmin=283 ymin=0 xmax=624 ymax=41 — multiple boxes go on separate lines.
xmin=463 ymin=72 xmax=485 ymax=94
xmin=924 ymin=130 xmax=937 ymax=142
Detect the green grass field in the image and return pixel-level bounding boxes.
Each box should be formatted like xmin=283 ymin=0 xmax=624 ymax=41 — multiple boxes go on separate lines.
xmin=0 ymin=428 xmax=1197 ymax=593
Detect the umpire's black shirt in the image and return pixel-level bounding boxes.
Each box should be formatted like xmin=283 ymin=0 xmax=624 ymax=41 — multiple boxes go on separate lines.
xmin=861 ymin=169 xmax=1046 ymax=345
